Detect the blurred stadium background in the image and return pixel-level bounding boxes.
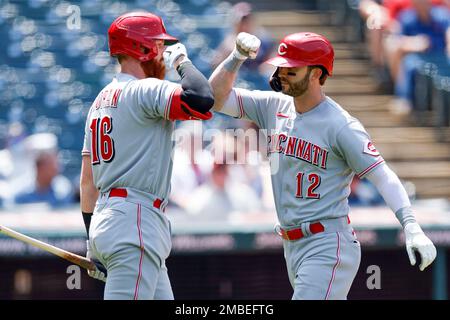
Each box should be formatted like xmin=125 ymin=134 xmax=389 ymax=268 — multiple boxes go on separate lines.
xmin=0 ymin=0 xmax=449 ymax=300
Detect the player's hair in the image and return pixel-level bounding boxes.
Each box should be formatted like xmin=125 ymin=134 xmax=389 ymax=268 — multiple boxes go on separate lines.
xmin=116 ymin=54 xmax=125 ymax=63
xmin=116 ymin=46 xmax=151 ymax=64
xmin=307 ymin=65 xmax=328 ymax=85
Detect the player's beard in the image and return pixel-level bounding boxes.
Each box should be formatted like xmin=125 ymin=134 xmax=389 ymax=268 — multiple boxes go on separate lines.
xmin=141 ymin=57 xmax=166 ymax=80
xmin=283 ymin=69 xmax=312 ymax=97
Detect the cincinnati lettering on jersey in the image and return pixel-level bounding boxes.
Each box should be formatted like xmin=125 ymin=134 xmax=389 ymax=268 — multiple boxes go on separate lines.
xmin=267 ymin=133 xmax=329 ymax=169
xmin=94 ymin=88 xmax=122 ymax=109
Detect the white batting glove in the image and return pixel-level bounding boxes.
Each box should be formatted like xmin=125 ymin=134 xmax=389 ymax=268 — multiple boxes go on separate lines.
xmin=86 ymin=240 xmax=107 ymax=282
xmin=404 ymin=222 xmax=437 ymax=271
xmin=234 ymin=32 xmax=261 ymax=60
xmin=163 ymin=43 xmax=190 ymax=69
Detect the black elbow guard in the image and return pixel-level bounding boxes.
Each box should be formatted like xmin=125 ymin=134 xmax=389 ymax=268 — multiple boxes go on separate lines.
xmin=168 ymin=88 xmax=213 ymax=121
xmin=180 ymin=91 xmax=214 ymax=114
xmin=177 ymin=61 xmax=215 ymax=114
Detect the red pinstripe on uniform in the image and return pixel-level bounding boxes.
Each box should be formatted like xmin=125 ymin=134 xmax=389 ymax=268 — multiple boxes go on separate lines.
xmin=236 ymin=91 xmax=244 ymax=119
xmin=134 ymin=204 xmax=144 ymax=300
xmin=164 ymin=87 xmax=178 ymax=120
xmin=357 ymin=159 xmax=385 ymax=178
xmin=325 ymin=232 xmax=341 ymax=300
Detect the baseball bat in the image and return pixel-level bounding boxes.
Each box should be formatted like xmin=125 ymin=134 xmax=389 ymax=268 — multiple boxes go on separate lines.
xmin=0 ymin=224 xmax=96 ymax=271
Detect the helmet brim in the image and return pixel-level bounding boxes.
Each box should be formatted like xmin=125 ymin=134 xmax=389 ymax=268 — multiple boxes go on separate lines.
xmin=264 ymin=56 xmax=307 ymax=68
xmin=147 ymin=33 xmax=178 ymax=45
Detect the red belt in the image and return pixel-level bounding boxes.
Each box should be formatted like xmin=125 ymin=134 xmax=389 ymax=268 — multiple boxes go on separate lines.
xmin=278 ymin=216 xmax=351 ymax=241
xmin=278 ymin=222 xmax=325 ymax=241
xmin=109 ymin=188 xmax=164 ymax=210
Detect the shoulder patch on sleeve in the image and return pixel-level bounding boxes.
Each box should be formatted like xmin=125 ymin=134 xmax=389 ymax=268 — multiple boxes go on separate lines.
xmin=363 ymin=141 xmax=380 ymax=157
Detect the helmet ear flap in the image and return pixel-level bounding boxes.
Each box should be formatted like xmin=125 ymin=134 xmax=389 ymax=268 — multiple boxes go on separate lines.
xmin=269 ymin=68 xmax=282 ymax=92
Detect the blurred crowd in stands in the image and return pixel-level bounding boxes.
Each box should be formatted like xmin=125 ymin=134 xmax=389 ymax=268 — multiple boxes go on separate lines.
xmin=2 ymin=0 xmax=442 ymax=216
xmin=0 ymin=129 xmax=75 ymax=209
xmin=358 ymin=0 xmax=450 ymax=114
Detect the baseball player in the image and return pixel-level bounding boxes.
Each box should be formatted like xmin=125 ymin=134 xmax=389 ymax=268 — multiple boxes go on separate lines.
xmin=79 ymin=12 xmax=214 ymax=300
xmin=209 ymin=32 xmax=437 ymax=299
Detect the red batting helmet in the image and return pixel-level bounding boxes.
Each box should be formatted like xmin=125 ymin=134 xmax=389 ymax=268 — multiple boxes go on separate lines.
xmin=108 ymin=12 xmax=178 ymax=62
xmin=265 ymin=32 xmax=334 ymax=76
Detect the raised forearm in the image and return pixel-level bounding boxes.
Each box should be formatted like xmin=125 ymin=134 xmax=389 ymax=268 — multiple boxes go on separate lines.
xmin=209 ymin=32 xmax=261 ymax=112
xmin=209 ymin=52 xmax=244 ymax=111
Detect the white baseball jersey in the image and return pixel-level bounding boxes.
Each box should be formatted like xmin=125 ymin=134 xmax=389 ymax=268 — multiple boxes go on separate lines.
xmin=220 ymin=88 xmax=384 ymax=227
xmin=82 ymin=73 xmax=180 ymax=199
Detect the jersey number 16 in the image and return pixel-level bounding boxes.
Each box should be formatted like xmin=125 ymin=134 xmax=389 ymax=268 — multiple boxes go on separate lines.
xmin=90 ymin=116 xmax=115 ymax=165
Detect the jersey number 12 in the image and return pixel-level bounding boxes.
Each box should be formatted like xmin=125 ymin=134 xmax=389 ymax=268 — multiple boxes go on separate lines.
xmin=295 ymin=172 xmax=321 ymax=199
xmin=90 ymin=116 xmax=115 ymax=165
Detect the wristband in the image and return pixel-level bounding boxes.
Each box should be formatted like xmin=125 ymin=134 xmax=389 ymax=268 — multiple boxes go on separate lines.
xmin=395 ymin=206 xmax=417 ymax=228
xmin=223 ymin=51 xmax=245 ymax=73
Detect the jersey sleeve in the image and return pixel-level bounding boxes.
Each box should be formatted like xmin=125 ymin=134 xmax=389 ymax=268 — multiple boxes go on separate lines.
xmin=133 ymin=78 xmax=181 ymax=120
xmin=335 ymin=120 xmax=385 ymax=179
xmin=81 ymin=108 xmax=92 ymax=156
xmin=220 ymin=88 xmax=272 ymax=129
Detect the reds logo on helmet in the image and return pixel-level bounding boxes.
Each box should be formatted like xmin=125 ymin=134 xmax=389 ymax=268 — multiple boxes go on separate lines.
xmin=265 ymin=32 xmax=334 ymax=75
xmin=278 ymin=43 xmax=288 ymax=55
xmin=363 ymin=141 xmax=380 ymax=157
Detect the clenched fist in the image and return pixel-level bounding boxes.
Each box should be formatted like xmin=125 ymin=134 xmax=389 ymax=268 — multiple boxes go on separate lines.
xmin=234 ymin=32 xmax=261 ymax=60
